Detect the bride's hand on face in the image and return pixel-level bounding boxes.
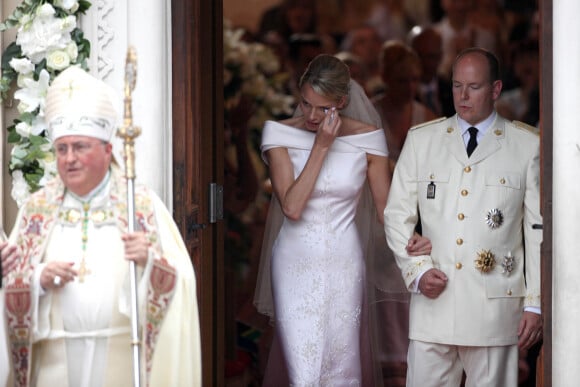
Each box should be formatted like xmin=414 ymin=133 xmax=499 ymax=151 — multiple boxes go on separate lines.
xmin=406 ymin=233 xmax=432 ymax=256
xmin=315 ymin=107 xmax=341 ymax=148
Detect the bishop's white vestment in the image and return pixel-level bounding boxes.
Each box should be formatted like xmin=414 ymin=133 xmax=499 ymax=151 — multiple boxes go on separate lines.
xmin=2 ymin=166 xmax=201 ymax=387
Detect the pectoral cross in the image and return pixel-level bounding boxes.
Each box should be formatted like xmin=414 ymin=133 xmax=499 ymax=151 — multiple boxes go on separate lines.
xmin=78 ymin=202 xmax=92 ymax=283
xmin=78 ymin=259 xmax=92 ymax=283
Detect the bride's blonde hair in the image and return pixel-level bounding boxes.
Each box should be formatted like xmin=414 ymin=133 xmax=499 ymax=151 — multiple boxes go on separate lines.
xmin=294 ymin=54 xmax=381 ymax=127
xmin=299 ymin=54 xmax=350 ymax=103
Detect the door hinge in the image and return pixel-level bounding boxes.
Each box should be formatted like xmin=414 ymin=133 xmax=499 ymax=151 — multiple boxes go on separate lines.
xmin=209 ymin=183 xmax=224 ymax=223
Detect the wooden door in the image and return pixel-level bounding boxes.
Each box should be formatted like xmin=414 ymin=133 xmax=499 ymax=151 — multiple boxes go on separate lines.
xmin=171 ymin=0 xmax=225 ymax=386
xmin=538 ymin=0 xmax=553 ymax=385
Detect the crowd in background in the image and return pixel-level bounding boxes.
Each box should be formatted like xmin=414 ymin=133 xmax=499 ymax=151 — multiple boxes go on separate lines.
xmin=251 ymin=0 xmax=539 ymax=126
xmin=223 ymin=0 xmax=540 ymax=385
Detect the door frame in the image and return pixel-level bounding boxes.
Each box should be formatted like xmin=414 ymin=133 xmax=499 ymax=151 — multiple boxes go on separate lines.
xmin=171 ymin=0 xmax=225 ymax=385
xmin=539 ymin=0 xmax=553 ymax=385
xmin=169 ymin=1 xmax=553 ymax=386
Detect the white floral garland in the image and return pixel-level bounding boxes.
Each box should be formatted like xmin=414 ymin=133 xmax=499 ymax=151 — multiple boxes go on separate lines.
xmin=1 ymin=0 xmax=91 ymax=206
xmin=223 ymin=20 xmax=295 ymax=136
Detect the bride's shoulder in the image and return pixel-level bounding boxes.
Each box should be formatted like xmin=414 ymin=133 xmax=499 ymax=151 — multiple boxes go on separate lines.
xmin=340 ymin=116 xmax=379 ymax=135
xmin=279 ymin=116 xmax=304 ymax=128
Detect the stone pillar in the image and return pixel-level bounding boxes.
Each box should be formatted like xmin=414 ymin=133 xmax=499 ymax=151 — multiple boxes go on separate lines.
xmin=82 ymin=0 xmax=173 ymax=206
xmin=0 ymin=0 xmax=19 ymax=227
xmin=552 ymin=1 xmax=580 ymax=386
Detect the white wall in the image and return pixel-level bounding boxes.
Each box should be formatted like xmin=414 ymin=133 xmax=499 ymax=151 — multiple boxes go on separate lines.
xmin=82 ymin=0 xmax=173 ymax=207
xmin=552 ymin=1 xmax=580 ymax=385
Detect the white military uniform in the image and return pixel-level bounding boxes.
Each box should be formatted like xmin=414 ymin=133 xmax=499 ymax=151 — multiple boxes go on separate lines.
xmin=384 ymin=113 xmax=542 ymax=386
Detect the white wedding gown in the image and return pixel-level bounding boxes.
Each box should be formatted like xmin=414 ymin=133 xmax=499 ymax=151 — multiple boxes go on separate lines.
xmin=261 ymin=121 xmax=387 ymax=386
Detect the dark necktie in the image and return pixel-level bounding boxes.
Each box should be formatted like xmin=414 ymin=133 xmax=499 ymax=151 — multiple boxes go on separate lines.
xmin=466 ymin=127 xmax=478 ymax=157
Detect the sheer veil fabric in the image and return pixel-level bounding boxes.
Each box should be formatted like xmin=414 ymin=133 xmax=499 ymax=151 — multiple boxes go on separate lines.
xmin=254 ymin=79 xmax=408 ymax=386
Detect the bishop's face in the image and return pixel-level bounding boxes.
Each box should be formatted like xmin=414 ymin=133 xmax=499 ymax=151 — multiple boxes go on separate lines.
xmin=54 ymin=135 xmax=112 ymax=196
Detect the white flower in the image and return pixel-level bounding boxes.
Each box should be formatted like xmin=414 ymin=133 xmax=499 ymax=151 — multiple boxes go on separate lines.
xmin=16 ymin=5 xmax=76 ymax=63
xmin=251 ymin=44 xmax=279 ymax=75
xmin=16 ymin=73 xmax=33 ymax=88
xmin=10 ymin=144 xmax=27 ymax=167
xmin=15 ymin=122 xmax=32 ymax=138
xmin=9 ymin=57 xmax=34 ymax=74
xmin=2 ymin=0 xmax=90 ymax=206
xmin=264 ymin=90 xmax=295 ymax=116
xmin=16 ymin=116 xmax=47 ymax=138
xmin=46 ymin=50 xmax=71 ymax=71
xmin=31 ymin=116 xmax=48 ymax=136
xmin=223 ymin=22 xmax=295 ymax=133
xmin=14 ymin=69 xmax=50 ymax=114
xmin=10 ymin=170 xmax=31 ymax=208
xmin=242 ymin=74 xmax=267 ymax=97
xmin=66 ymin=42 xmax=78 ymax=61
xmin=39 ymin=156 xmax=57 ymax=184
xmin=54 ymin=0 xmax=80 ymax=13
xmin=37 ymin=3 xmax=57 ymax=18
xmin=19 ymin=13 xmax=31 ymax=27
xmin=60 ymin=15 xmax=77 ymax=34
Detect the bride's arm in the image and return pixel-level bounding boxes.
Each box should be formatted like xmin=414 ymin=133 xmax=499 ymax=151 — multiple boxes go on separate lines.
xmin=366 ymin=153 xmax=390 ymax=225
xmin=266 ymin=112 xmax=341 ymax=221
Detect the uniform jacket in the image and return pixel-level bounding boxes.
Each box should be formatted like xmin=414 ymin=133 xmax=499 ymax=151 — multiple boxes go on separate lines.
xmin=384 ymin=114 xmax=542 ymax=346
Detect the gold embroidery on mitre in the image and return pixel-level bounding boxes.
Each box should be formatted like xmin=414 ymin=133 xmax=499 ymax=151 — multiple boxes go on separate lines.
xmin=475 ymin=249 xmax=496 ymax=273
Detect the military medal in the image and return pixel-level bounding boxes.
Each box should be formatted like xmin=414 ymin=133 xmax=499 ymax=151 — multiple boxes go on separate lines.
xmin=427 ymin=182 xmax=436 ymax=199
xmin=485 ymin=208 xmax=504 ymax=229
xmin=501 ymin=252 xmax=515 ymax=276
xmin=475 ymin=249 xmax=496 ymax=273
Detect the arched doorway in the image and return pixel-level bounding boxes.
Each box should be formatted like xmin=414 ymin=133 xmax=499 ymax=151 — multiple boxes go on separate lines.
xmin=170 ymin=0 xmax=554 ymax=385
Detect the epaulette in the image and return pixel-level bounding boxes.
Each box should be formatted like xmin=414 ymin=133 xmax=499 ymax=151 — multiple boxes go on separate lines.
xmin=512 ymin=120 xmax=539 ymax=136
xmin=409 ymin=116 xmax=447 ymax=131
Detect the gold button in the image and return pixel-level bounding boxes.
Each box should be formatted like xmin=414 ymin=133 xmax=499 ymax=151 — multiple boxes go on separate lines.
xmin=500 ymin=178 xmax=506 ymax=184
xmin=507 ymin=289 xmax=512 ymax=296
xmin=464 ymin=166 xmax=471 ymax=173
xmin=429 ymin=174 xmax=435 ymax=180
xmin=458 ymin=213 xmax=465 ymax=220
xmin=494 ymin=129 xmax=503 ymax=136
xmin=456 ymin=263 xmax=463 ymax=269
xmin=456 ymin=238 xmax=463 ymax=245
xmin=461 ymin=189 xmax=468 ymax=196
xmin=447 ymin=127 xmax=454 ymax=133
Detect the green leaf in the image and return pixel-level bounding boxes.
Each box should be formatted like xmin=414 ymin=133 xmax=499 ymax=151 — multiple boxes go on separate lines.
xmin=1 ymin=42 xmax=23 ymax=69
xmin=25 ymin=148 xmax=48 ymax=161
xmin=77 ymin=1 xmax=92 ymax=14
xmin=28 ymin=135 xmax=50 ymax=146
xmin=34 ymin=59 xmax=47 ymax=79
xmin=0 ymin=0 xmax=39 ymax=31
xmin=19 ymin=112 xmax=37 ymax=124
xmin=7 ymin=126 xmax=22 ymax=144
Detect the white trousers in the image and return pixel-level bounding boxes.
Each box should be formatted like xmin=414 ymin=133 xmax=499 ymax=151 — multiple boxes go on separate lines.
xmin=406 ymin=340 xmax=519 ymax=387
